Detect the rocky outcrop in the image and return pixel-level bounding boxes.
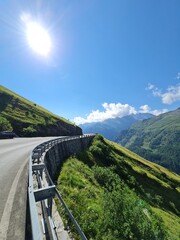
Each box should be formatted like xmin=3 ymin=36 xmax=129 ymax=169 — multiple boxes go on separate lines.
xmin=36 ymin=120 xmax=82 ymax=137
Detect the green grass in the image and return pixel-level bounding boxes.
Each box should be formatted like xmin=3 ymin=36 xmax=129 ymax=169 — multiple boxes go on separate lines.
xmin=152 ymin=208 xmax=180 ymax=240
xmin=107 ymin=139 xmax=180 ymax=185
xmin=55 ymin=158 xmax=104 ymax=239
xmin=0 ymin=85 xmax=72 ymax=125
xmin=55 ymin=135 xmax=180 ymax=239
xmin=0 ymin=85 xmax=79 ymax=136
xmin=117 ymin=108 xmax=180 ymax=174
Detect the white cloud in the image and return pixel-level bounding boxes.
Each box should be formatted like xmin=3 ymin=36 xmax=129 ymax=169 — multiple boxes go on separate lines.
xmin=73 ymin=102 xmax=168 ymax=125
xmin=74 ymin=103 xmax=137 ymax=124
xmin=139 ymin=104 xmax=168 ymax=115
xmin=150 ymin=108 xmax=168 ymax=115
xmin=147 ymin=83 xmax=180 ymax=105
xmin=161 ymin=84 xmax=180 ymax=104
xmin=176 ymin=72 xmax=180 ymax=79
xmin=139 ymin=104 xmax=151 ymax=113
xmin=146 ymin=83 xmax=155 ymax=90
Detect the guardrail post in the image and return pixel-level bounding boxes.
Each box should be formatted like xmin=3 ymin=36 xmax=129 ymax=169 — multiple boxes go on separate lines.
xmin=47 ymin=198 xmax=53 ymax=217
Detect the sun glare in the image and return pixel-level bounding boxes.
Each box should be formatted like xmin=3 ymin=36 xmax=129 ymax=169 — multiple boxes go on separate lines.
xmin=26 ymin=22 xmax=51 ymax=56
xmin=21 ymin=13 xmax=52 ymax=57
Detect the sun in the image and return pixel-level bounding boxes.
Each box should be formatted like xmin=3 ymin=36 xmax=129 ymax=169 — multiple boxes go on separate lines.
xmin=21 ymin=14 xmax=52 ymax=57
xmin=26 ymin=21 xmax=51 ymax=56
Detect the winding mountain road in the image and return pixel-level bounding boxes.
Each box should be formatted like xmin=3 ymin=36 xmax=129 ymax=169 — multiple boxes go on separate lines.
xmin=0 ymin=137 xmax=60 ymax=240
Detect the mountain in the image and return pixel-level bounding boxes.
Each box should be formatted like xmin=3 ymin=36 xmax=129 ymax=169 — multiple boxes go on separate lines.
xmin=116 ymin=108 xmax=180 ymax=174
xmin=55 ymin=135 xmax=180 ymax=240
xmin=0 ymin=85 xmax=82 ymax=136
xmin=80 ymin=113 xmax=154 ymax=140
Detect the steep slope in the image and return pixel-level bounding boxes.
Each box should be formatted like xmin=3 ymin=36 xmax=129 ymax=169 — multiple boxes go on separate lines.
xmin=80 ymin=113 xmax=154 ymax=140
xmin=0 ymin=85 xmax=82 ymax=136
xmin=55 ymin=135 xmax=180 ymax=240
xmin=116 ymin=108 xmax=180 ymax=173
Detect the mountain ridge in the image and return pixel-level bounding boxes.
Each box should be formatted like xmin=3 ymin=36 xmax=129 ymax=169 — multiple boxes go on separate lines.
xmin=80 ymin=113 xmax=154 ymax=140
xmin=116 ymin=108 xmax=180 ymax=173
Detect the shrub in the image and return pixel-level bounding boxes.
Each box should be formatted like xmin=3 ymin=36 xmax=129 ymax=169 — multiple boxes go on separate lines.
xmin=99 ymin=169 xmax=168 ymax=240
xmin=0 ymin=116 xmax=13 ymax=131
xmin=22 ymin=126 xmax=37 ymax=136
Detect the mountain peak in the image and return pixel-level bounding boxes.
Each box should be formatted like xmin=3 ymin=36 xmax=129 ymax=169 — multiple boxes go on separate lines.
xmin=80 ymin=113 xmax=154 ymax=140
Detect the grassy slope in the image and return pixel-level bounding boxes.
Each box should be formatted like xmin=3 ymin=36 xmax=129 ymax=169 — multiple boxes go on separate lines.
xmin=0 ymin=85 xmax=77 ymax=135
xmin=0 ymin=85 xmax=72 ymax=125
xmin=55 ymin=135 xmax=180 ymax=240
xmin=117 ymin=108 xmax=180 ymax=173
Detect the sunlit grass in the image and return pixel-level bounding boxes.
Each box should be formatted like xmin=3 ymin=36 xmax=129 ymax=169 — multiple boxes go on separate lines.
xmin=107 ymin=139 xmax=180 ymax=184
xmin=152 ymin=207 xmax=180 ymax=239
xmin=55 ymin=135 xmax=180 ymax=239
xmin=0 ymin=85 xmax=73 ymax=126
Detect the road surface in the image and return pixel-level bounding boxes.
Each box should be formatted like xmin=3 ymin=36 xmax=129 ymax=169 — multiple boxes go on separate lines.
xmin=0 ymin=137 xmax=60 ymax=240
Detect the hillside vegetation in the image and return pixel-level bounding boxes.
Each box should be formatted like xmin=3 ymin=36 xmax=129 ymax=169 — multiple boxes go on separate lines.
xmin=55 ymin=135 xmax=180 ymax=240
xmin=116 ymin=108 xmax=180 ymax=173
xmin=0 ymin=85 xmax=82 ymax=136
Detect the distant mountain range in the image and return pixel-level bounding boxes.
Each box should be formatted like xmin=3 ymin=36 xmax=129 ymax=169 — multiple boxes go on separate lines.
xmin=80 ymin=113 xmax=154 ymax=140
xmin=0 ymin=85 xmax=82 ymax=136
xmin=116 ymin=108 xmax=180 ymax=174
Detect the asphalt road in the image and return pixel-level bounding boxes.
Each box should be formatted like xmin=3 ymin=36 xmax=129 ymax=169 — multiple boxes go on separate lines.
xmin=0 ymin=137 xmax=60 ymax=240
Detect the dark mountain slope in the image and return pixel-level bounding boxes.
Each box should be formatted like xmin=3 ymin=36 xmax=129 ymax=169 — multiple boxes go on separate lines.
xmin=116 ymin=108 xmax=180 ymax=173
xmin=0 ymin=85 xmax=82 ymax=136
xmin=80 ymin=113 xmax=154 ymax=140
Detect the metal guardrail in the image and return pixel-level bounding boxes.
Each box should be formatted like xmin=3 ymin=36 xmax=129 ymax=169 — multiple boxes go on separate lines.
xmin=28 ymin=134 xmax=95 ymax=240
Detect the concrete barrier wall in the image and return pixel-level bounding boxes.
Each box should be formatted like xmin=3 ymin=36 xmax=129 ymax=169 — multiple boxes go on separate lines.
xmin=44 ymin=136 xmax=94 ymax=178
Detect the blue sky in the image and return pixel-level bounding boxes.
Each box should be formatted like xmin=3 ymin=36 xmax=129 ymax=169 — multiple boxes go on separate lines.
xmin=0 ymin=0 xmax=180 ymax=125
